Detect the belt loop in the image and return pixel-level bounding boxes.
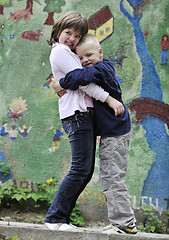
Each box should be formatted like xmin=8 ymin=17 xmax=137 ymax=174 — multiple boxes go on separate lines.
xmin=75 ymin=114 xmax=80 ymax=127
xmin=87 ymin=107 xmax=94 ymax=115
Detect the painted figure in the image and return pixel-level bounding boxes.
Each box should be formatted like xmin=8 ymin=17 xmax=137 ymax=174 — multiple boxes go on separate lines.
xmin=35 ymin=73 xmax=53 ymax=96
xmin=49 ymin=129 xmax=66 ymax=152
xmin=160 ymin=35 xmax=169 ymax=65
xmin=19 ymin=124 xmax=32 ymax=138
xmin=0 ymin=122 xmax=8 ymax=137
xmin=9 ymin=125 xmax=18 ymax=140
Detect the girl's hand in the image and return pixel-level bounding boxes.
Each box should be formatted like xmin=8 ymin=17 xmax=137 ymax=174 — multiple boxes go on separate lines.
xmin=106 ymin=95 xmax=124 ymax=116
xmin=52 ymin=78 xmax=67 ymax=96
xmin=52 ymin=78 xmax=62 ymax=92
xmin=57 ymin=89 xmax=67 ymax=97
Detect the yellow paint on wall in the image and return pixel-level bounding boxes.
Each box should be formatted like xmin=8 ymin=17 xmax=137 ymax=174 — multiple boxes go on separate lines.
xmin=88 ymin=18 xmax=113 ymax=43
xmin=88 ymin=29 xmax=96 ymax=35
xmin=96 ymin=18 xmax=113 ymax=42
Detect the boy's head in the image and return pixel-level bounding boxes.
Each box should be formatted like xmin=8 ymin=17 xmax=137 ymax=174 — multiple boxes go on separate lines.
xmin=76 ymin=33 xmax=103 ymax=67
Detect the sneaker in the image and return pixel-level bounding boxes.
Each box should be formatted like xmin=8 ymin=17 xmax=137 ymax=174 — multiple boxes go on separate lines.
xmin=59 ymin=223 xmax=75 ymax=231
xmin=103 ymin=224 xmax=137 ymax=234
xmin=45 ymin=222 xmax=74 ymax=231
xmin=103 ymin=225 xmax=125 ymax=234
xmin=44 ymin=223 xmax=61 ymax=230
xmin=120 ymin=225 xmax=137 ymax=234
xmin=69 ymin=223 xmax=77 ymax=228
xmin=103 ymin=224 xmax=113 ymax=231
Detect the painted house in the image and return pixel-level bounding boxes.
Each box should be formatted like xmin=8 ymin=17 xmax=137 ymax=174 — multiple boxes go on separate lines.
xmin=88 ymin=6 xmax=114 ymax=42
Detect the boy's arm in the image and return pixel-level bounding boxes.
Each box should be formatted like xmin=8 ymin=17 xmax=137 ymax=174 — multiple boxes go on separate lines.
xmin=51 ymin=64 xmax=98 ymax=93
xmin=106 ymin=95 xmax=124 ymax=116
xmin=81 ymin=84 xmax=124 ymax=116
xmin=59 ymin=66 xmax=101 ymax=90
xmin=52 ymin=76 xmax=110 ymax=104
xmin=52 ymin=79 xmax=124 ymax=116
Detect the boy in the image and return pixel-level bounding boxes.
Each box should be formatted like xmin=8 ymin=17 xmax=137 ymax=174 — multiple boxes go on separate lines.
xmin=53 ymin=34 xmax=137 ymax=234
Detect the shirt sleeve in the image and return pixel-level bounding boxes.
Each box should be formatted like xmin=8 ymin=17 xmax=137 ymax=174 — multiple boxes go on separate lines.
xmin=50 ymin=45 xmax=82 ymax=76
xmin=80 ymin=84 xmax=109 ymax=102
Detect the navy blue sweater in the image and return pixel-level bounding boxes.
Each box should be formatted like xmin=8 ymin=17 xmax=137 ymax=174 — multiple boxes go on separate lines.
xmin=60 ymin=59 xmax=131 ymax=137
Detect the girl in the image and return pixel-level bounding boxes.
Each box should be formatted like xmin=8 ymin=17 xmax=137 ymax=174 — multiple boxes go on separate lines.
xmin=44 ymin=11 xmax=122 ymax=231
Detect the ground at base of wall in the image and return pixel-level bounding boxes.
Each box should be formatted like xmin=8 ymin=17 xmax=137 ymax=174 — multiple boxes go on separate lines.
xmin=0 ymin=208 xmax=47 ymax=225
xmin=0 ymin=207 xmax=169 ymax=234
xmin=0 ymin=208 xmax=106 ymax=228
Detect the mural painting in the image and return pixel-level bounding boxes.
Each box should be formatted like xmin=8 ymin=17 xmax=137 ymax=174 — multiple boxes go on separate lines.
xmin=0 ymin=0 xmax=169 ymax=210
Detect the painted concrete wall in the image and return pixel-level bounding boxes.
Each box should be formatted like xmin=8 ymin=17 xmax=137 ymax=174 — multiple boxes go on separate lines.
xmin=0 ymin=0 xmax=169 ymax=210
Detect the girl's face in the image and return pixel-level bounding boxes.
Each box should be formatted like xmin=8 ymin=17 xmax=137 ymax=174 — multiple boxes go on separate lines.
xmin=58 ymin=28 xmax=82 ymax=51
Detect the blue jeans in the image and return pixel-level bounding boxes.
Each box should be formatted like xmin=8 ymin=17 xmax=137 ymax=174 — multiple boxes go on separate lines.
xmin=45 ymin=108 xmax=96 ymax=224
xmin=161 ymin=50 xmax=168 ymax=65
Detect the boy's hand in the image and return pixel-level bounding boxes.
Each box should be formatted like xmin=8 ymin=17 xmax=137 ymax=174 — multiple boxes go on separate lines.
xmin=52 ymin=78 xmax=67 ymax=96
xmin=106 ymin=96 xmax=124 ymax=116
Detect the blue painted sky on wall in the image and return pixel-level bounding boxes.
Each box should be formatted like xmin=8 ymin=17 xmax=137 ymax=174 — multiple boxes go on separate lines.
xmin=127 ymin=0 xmax=144 ymax=9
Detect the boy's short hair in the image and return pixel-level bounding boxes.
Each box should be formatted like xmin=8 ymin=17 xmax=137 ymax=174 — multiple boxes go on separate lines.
xmin=48 ymin=11 xmax=88 ymax=46
xmin=77 ymin=33 xmax=101 ymax=50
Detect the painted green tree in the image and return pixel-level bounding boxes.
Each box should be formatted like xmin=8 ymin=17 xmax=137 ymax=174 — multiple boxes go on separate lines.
xmin=0 ymin=0 xmax=12 ymax=15
xmin=43 ymin=0 xmax=66 ymax=25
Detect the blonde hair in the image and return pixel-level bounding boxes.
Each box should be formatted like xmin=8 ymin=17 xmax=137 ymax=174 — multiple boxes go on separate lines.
xmin=76 ymin=33 xmax=101 ymax=50
xmin=48 ymin=11 xmax=88 ymax=46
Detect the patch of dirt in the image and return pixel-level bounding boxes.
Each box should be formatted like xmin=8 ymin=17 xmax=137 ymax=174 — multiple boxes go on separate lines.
xmin=0 ymin=208 xmax=47 ymax=224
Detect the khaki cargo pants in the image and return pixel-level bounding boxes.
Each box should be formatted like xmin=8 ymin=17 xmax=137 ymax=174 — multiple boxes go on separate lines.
xmin=99 ymin=132 xmax=135 ymax=228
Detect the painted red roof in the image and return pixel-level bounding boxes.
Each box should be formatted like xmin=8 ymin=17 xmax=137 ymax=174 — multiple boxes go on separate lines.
xmin=88 ymin=6 xmax=113 ymax=30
